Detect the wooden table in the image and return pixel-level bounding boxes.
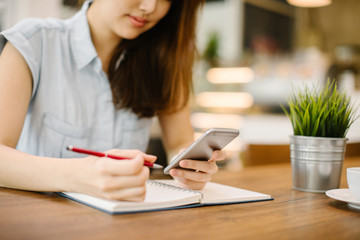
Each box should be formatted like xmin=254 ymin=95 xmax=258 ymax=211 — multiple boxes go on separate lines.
xmin=1 ymin=157 xmax=360 ymax=240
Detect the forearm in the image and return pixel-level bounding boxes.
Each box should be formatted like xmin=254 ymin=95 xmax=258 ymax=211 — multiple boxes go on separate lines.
xmin=0 ymin=144 xmax=79 ymax=192
xmin=158 ymin=107 xmax=194 ymax=164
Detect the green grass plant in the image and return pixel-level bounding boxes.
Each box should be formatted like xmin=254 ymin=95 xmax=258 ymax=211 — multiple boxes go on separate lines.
xmin=282 ymin=80 xmax=359 ymax=138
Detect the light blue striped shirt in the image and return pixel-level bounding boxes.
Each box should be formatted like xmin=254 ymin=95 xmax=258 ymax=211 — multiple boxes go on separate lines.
xmin=0 ymin=1 xmax=152 ymax=158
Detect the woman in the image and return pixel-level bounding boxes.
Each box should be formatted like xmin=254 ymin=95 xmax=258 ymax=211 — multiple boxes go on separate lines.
xmin=0 ymin=0 xmax=225 ymax=201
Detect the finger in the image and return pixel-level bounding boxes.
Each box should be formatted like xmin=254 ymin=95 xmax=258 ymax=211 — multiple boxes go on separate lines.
xmin=179 ymin=159 xmax=218 ymax=174
xmin=169 ymin=168 xmax=212 ymax=183
xmin=94 ymin=154 xmax=145 ymax=176
xmin=102 ymin=186 xmax=147 ymax=201
xmin=209 ymin=150 xmax=226 ymax=162
xmin=105 ymin=149 xmax=157 ymax=163
xmin=171 ymin=176 xmax=207 ymax=190
xmin=96 ymin=167 xmax=149 ymax=192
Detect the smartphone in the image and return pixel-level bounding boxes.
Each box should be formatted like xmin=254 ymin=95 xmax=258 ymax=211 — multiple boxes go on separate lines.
xmin=163 ymin=128 xmax=239 ymax=174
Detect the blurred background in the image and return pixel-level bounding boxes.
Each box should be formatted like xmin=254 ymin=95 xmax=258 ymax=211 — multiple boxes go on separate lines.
xmin=1 ymin=0 xmax=359 ymax=168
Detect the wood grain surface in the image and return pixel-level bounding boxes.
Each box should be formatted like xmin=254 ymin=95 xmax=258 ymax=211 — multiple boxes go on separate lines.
xmin=1 ymin=157 xmax=359 ymax=240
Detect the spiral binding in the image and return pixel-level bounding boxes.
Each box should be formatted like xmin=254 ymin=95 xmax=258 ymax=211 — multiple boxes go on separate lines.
xmin=147 ymin=180 xmax=201 ymax=195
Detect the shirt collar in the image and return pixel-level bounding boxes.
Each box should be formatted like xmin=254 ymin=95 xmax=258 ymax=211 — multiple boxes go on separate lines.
xmin=70 ymin=0 xmax=98 ymax=70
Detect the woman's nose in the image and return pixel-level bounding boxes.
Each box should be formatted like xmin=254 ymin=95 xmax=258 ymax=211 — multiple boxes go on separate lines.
xmin=139 ymin=0 xmax=157 ymax=14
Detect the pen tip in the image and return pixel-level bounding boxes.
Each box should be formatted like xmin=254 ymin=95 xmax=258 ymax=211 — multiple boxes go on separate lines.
xmin=66 ymin=145 xmax=73 ymax=150
xmin=152 ymin=163 xmax=163 ymax=169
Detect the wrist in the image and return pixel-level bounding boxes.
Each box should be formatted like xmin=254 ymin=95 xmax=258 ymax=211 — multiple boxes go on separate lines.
xmin=57 ymin=157 xmax=91 ymax=193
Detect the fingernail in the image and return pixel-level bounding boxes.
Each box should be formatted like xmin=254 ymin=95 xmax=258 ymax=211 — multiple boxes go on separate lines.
xmin=179 ymin=160 xmax=187 ymax=168
xmin=144 ymin=153 xmax=157 ymax=159
xmin=170 ymin=169 xmax=177 ymax=176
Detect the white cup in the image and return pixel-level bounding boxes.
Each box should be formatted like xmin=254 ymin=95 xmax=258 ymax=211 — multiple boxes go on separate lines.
xmin=347 ymin=167 xmax=360 ymax=202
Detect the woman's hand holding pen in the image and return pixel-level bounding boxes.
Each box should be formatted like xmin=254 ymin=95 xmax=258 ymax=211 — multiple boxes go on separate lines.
xmin=72 ymin=149 xmax=157 ymax=201
xmin=169 ymin=150 xmax=226 ymax=190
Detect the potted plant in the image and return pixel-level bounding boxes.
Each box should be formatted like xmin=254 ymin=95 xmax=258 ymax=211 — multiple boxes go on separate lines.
xmin=283 ymin=80 xmax=359 ymax=193
xmin=202 ymin=31 xmax=219 ymax=68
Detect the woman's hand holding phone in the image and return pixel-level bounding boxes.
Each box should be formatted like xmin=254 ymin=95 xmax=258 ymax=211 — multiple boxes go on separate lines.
xmin=164 ymin=128 xmax=239 ymax=190
xmin=169 ymin=149 xmax=226 ymax=190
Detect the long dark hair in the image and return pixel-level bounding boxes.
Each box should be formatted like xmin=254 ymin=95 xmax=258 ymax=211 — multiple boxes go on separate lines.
xmin=107 ymin=0 xmax=205 ymax=118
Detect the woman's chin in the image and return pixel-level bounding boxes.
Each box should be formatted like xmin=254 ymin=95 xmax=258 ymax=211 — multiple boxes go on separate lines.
xmin=118 ymin=30 xmax=144 ymax=40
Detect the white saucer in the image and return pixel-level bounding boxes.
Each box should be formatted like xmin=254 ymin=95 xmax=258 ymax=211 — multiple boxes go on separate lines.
xmin=326 ymin=188 xmax=360 ymax=210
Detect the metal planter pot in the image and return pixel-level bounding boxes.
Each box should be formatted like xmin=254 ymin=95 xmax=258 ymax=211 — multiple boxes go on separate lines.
xmin=290 ymin=135 xmax=348 ymax=193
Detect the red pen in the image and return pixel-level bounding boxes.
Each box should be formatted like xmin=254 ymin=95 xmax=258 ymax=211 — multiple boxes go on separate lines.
xmin=66 ymin=145 xmax=163 ymax=169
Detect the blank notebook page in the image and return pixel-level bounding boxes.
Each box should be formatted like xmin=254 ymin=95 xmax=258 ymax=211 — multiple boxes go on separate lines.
xmin=62 ymin=180 xmax=202 ymax=212
xmin=157 ymin=180 xmax=271 ymax=204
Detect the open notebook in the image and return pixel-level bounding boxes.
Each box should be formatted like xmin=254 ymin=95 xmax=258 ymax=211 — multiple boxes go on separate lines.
xmin=59 ymin=180 xmax=272 ymax=214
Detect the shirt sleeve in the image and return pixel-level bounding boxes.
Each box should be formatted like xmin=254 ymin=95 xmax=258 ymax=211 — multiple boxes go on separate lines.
xmin=0 ymin=18 xmax=43 ymax=99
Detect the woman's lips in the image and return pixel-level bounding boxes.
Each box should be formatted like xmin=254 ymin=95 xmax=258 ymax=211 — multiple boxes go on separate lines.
xmin=129 ymin=15 xmax=148 ymax=28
